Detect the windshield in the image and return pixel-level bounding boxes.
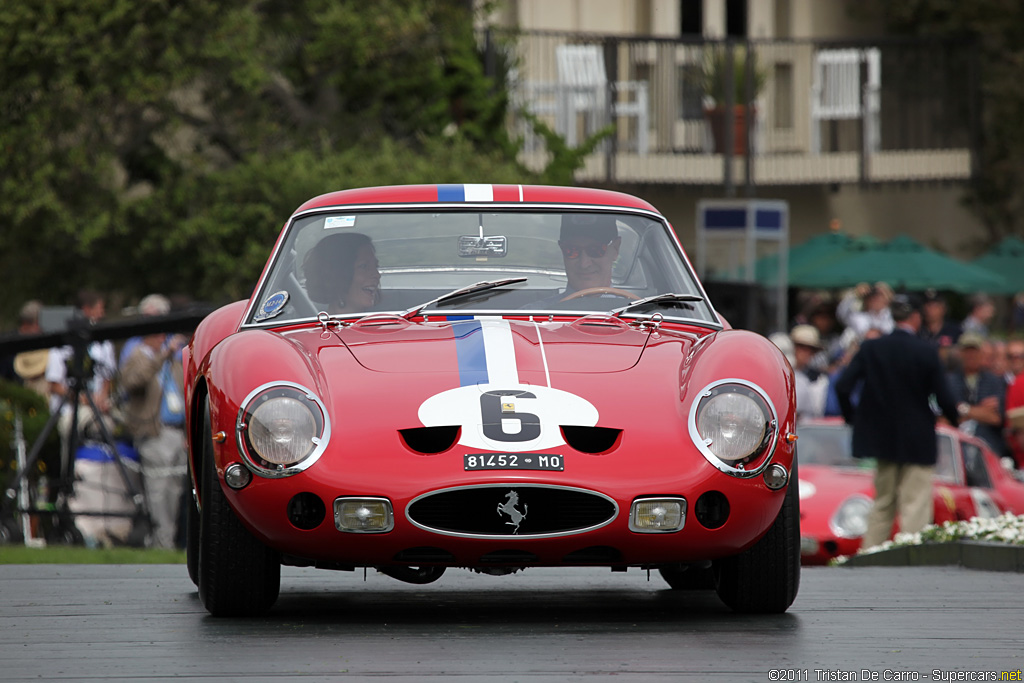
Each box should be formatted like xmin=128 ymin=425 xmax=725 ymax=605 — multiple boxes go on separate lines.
xmin=244 ymin=208 xmax=719 ymax=327
xmin=796 ymin=422 xmax=958 ymax=481
xmin=795 ymin=423 xmax=860 ymax=467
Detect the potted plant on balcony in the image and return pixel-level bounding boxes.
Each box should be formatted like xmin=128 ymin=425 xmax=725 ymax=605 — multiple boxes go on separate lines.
xmin=701 ymin=44 xmax=766 ymax=155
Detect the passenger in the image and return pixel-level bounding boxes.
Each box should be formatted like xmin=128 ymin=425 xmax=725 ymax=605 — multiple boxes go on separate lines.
xmin=303 ymin=232 xmax=380 ymax=314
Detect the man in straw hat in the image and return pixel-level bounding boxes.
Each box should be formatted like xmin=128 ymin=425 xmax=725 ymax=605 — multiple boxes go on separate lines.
xmin=10 ymin=300 xmax=51 ymax=399
xmin=790 ymin=323 xmax=829 ymax=422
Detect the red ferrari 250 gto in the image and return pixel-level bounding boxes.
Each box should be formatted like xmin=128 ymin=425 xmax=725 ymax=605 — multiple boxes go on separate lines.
xmin=182 ymin=184 xmax=799 ymax=616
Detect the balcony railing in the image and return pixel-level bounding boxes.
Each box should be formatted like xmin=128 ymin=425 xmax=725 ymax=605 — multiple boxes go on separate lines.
xmin=484 ymin=29 xmax=980 ymax=189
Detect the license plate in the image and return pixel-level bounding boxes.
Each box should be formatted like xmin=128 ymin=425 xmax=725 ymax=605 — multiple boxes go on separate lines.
xmin=464 ymin=453 xmax=564 ymax=471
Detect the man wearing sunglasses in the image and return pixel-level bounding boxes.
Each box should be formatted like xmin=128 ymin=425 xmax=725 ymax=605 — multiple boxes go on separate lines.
xmin=529 ymin=213 xmax=623 ymax=308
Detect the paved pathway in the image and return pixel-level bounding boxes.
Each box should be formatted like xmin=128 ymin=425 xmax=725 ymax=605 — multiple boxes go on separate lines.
xmin=1 ymin=564 xmax=1021 ymax=682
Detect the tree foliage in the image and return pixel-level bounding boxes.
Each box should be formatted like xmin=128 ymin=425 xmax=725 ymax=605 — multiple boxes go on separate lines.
xmin=0 ymin=1 xmax=577 ymax=320
xmin=856 ymin=0 xmax=1024 ymax=242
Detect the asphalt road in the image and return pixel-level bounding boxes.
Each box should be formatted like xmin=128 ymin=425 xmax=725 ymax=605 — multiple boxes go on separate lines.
xmin=0 ymin=564 xmax=1021 ymax=682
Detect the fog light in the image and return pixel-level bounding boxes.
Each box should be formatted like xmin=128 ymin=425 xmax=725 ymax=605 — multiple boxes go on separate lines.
xmin=763 ymin=463 xmax=789 ymax=490
xmin=629 ymin=497 xmax=686 ymax=533
xmin=334 ymin=497 xmax=394 ymax=533
xmin=224 ymin=463 xmax=252 ymax=490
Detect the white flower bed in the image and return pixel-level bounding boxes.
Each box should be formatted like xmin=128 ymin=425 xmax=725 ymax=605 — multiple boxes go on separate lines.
xmin=834 ymin=513 xmax=1024 ymax=564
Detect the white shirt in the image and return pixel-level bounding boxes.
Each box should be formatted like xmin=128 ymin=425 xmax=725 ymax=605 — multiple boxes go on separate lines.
xmin=44 ymin=340 xmax=117 ymax=414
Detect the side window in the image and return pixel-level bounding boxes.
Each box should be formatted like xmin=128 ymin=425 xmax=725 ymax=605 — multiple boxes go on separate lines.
xmin=935 ymin=434 xmax=957 ymax=481
xmin=961 ymin=443 xmax=992 ymax=488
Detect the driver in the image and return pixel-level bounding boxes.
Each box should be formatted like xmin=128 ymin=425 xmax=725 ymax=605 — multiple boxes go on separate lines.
xmin=531 ymin=213 xmax=622 ymax=308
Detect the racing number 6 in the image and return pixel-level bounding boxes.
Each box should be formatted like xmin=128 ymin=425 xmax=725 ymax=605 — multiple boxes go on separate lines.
xmin=480 ymin=390 xmax=541 ymax=442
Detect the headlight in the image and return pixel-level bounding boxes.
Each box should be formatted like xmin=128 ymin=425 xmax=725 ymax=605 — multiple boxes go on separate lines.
xmin=829 ymin=494 xmax=872 ymax=539
xmin=237 ymin=382 xmax=329 ymax=477
xmin=689 ymin=380 xmax=777 ymax=476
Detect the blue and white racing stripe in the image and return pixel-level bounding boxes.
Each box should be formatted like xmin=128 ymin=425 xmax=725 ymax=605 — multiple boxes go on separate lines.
xmin=418 ymin=317 xmax=598 ymax=452
xmin=449 ymin=316 xmax=520 ymax=388
xmin=437 ymin=184 xmax=493 ymax=202
xmin=435 ymin=184 xmax=523 ymax=203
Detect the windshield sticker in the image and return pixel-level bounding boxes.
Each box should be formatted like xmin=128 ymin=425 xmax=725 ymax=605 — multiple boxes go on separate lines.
xmin=325 ymin=216 xmax=356 ymax=229
xmin=253 ymin=290 xmax=289 ymax=321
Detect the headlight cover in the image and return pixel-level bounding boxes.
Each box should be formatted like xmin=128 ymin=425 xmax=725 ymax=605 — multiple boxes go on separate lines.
xmin=829 ymin=494 xmax=873 ymax=539
xmin=237 ymin=382 xmax=330 ymax=477
xmin=689 ymin=379 xmax=778 ymax=477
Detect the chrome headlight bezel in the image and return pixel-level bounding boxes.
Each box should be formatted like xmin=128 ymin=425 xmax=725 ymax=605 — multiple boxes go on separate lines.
xmin=236 ymin=381 xmax=330 ymax=478
xmin=829 ymin=494 xmax=873 ymax=539
xmin=688 ymin=379 xmax=779 ymax=478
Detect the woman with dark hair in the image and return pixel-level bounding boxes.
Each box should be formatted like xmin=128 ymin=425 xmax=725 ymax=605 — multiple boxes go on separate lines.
xmin=303 ymin=232 xmax=380 ymax=314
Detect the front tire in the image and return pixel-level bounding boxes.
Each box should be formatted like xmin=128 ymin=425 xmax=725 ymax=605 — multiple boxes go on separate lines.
xmin=713 ymin=459 xmax=800 ymax=614
xmin=197 ymin=397 xmax=280 ymax=617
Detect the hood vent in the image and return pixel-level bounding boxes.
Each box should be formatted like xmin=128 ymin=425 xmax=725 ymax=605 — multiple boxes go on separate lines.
xmin=400 ymin=426 xmax=460 ymax=454
xmin=561 ymin=426 xmax=622 ymax=454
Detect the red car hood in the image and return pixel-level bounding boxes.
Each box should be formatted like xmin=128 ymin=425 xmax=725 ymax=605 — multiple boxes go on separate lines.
xmin=303 ymin=317 xmax=685 ymax=453
xmin=798 ymin=464 xmax=873 ymax=528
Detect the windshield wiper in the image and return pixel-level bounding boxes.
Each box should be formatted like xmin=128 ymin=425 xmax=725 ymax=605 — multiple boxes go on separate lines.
xmin=610 ymin=292 xmax=705 ymax=318
xmin=401 ymin=278 xmax=527 ymax=320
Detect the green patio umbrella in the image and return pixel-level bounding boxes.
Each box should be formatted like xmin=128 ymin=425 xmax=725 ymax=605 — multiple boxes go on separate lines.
xmin=971 ymin=236 xmax=1024 ymax=294
xmin=752 ymin=232 xmax=878 ymax=286
xmin=793 ymin=234 xmax=1009 ymax=293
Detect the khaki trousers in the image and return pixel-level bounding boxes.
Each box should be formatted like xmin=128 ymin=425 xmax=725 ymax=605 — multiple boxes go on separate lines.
xmin=136 ymin=426 xmax=188 ymax=550
xmin=862 ymin=460 xmax=934 ymax=549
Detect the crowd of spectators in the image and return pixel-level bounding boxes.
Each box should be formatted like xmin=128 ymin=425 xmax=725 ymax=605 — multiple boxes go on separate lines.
xmin=775 ymin=284 xmax=1024 ymax=470
xmin=1 ymin=290 xmax=190 ymax=549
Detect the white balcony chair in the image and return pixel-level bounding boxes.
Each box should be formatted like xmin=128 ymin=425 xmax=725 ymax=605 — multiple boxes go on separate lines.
xmin=810 ymin=48 xmax=881 ymax=154
xmin=553 ymin=45 xmax=649 ymax=154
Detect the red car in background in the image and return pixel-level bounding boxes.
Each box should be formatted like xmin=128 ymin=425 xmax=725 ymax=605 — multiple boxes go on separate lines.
xmin=182 ymin=184 xmax=800 ymax=616
xmin=797 ymin=417 xmax=1024 ymax=565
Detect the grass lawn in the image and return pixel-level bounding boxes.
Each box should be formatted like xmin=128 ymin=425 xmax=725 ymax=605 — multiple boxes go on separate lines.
xmin=0 ymin=545 xmax=186 ymax=564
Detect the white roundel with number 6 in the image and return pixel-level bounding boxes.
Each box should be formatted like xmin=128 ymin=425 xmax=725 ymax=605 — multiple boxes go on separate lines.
xmin=418 ymin=384 xmax=599 ymax=452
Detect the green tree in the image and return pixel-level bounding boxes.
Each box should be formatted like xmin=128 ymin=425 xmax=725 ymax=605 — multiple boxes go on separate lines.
xmin=0 ymin=1 xmax=587 ymax=321
xmin=856 ymin=0 xmax=1024 ymax=244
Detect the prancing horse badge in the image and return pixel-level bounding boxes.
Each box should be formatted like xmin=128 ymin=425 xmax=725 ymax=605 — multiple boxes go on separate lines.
xmin=496 ymin=490 xmax=527 ymax=534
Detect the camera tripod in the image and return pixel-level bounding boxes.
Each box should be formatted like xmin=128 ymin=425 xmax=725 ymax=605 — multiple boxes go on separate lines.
xmin=1 ymin=322 xmax=151 ymax=546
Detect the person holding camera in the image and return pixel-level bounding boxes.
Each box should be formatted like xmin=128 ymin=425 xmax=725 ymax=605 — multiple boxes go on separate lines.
xmin=119 ymin=294 xmax=189 ymax=550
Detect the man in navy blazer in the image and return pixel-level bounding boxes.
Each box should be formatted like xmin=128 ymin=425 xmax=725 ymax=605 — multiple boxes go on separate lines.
xmin=834 ymin=293 xmax=961 ymax=549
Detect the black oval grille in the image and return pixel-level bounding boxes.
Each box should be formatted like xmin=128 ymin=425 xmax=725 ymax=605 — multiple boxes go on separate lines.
xmin=407 ymin=485 xmax=617 ymax=537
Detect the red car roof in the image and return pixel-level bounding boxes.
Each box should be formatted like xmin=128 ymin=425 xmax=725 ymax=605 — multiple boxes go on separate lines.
xmin=294 ymin=184 xmax=661 ymax=215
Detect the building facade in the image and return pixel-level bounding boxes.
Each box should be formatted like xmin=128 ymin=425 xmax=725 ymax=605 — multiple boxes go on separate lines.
xmin=480 ymin=0 xmax=985 ymax=290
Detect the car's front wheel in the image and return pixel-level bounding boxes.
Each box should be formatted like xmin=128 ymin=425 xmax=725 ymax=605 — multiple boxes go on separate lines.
xmin=197 ymin=396 xmax=280 ymax=617
xmin=713 ymin=458 xmax=800 ymax=614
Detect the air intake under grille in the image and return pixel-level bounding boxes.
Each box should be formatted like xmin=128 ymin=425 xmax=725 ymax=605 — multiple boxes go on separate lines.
xmin=407 ymin=485 xmax=617 ymax=537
